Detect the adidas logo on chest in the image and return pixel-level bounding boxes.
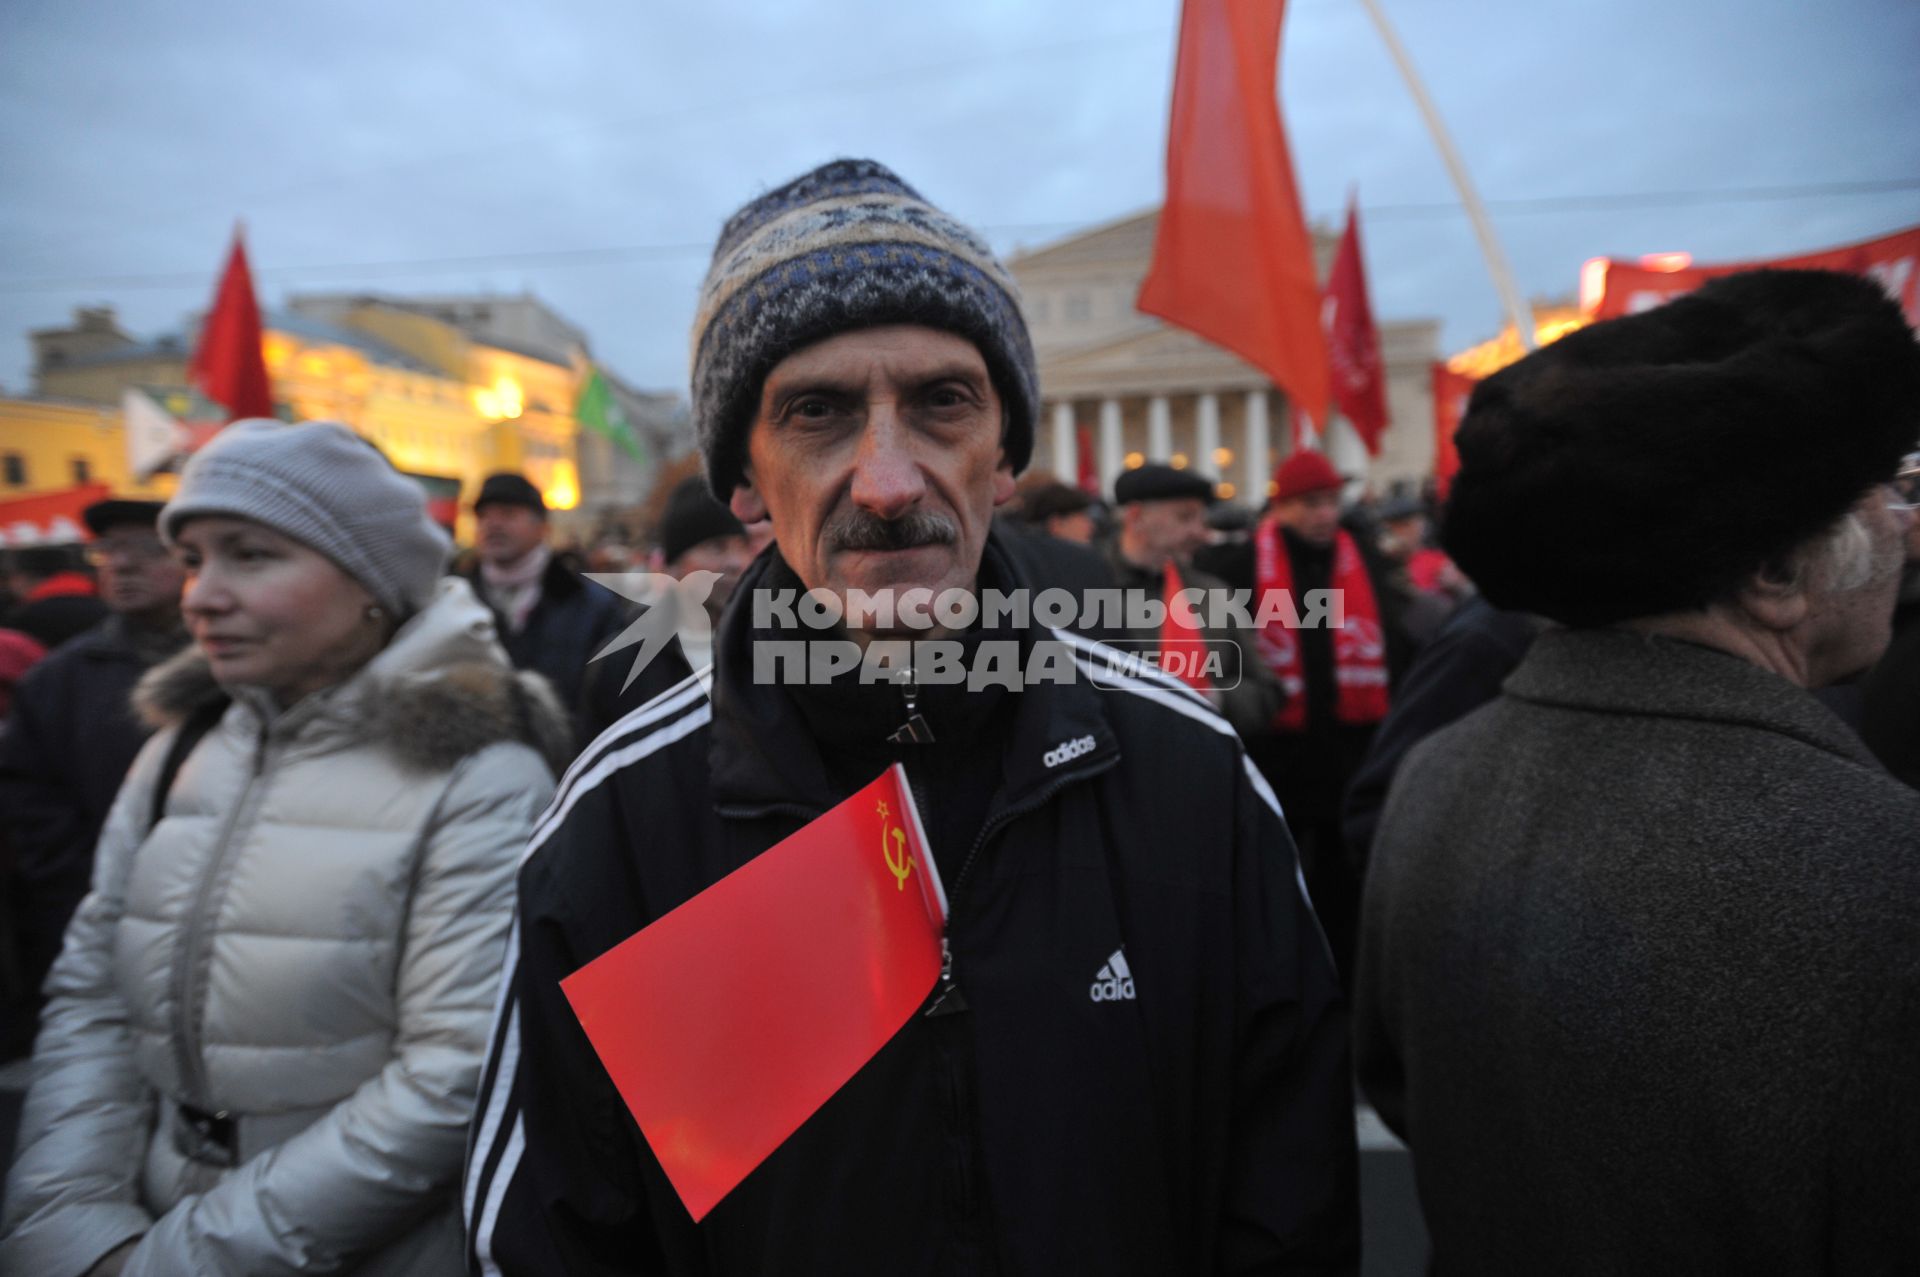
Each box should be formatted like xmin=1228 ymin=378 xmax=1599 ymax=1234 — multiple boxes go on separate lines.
xmin=1089 ymin=948 xmax=1135 ymax=1002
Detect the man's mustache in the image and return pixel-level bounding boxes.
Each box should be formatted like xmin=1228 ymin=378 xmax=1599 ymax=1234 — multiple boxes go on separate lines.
xmin=823 ymin=508 xmax=958 ymax=553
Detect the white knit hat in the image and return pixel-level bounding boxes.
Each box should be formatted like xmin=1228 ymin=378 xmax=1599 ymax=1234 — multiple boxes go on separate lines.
xmin=161 ymin=418 xmax=452 ymax=616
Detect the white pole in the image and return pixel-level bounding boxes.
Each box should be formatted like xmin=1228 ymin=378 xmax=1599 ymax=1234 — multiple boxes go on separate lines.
xmin=1354 ymin=0 xmax=1536 ymax=349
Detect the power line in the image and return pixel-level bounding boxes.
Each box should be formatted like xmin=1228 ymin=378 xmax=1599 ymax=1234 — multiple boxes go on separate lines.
xmin=1 ymin=178 xmax=1912 ymax=295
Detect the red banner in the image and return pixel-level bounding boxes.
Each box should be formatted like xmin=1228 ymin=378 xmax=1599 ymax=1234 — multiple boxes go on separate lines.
xmin=0 ymin=483 xmax=112 ymax=547
xmin=1159 ymin=560 xmax=1215 ymax=694
xmin=1431 ymin=364 xmax=1477 ymax=500
xmin=1137 ymin=0 xmax=1329 ymax=427
xmin=1323 ymin=194 xmax=1389 ymax=455
xmin=1585 ymin=224 xmax=1920 ymax=326
xmin=562 ymin=765 xmax=945 ymax=1223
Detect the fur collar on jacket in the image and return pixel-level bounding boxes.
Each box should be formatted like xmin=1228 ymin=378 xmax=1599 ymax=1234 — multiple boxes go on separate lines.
xmin=134 ymin=578 xmax=573 ymax=777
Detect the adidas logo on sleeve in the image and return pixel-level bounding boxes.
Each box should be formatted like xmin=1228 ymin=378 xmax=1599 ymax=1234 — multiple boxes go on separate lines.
xmin=1089 ymin=949 xmax=1136 ymax=1002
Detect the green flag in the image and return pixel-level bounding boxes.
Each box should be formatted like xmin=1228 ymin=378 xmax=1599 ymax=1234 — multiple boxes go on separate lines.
xmin=575 ymin=365 xmax=647 ymax=464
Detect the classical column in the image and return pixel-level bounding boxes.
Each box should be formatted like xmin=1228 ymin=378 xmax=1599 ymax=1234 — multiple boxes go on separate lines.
xmin=1195 ymin=391 xmax=1221 ymax=480
xmin=1099 ymin=397 xmax=1124 ymax=495
xmin=1244 ymin=389 xmax=1271 ymax=501
xmin=1147 ymin=394 xmax=1172 ymax=461
xmin=1051 ymin=400 xmax=1076 ymax=481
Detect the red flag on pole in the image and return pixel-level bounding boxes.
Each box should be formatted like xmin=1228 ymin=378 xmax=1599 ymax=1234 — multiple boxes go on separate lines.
xmin=188 ymin=228 xmax=275 ymax=423
xmin=1138 ymin=0 xmax=1330 ymax=429
xmin=1323 ymin=194 xmax=1389 ymax=456
xmin=1159 ymin=560 xmax=1216 ymax=694
xmin=561 ymin=765 xmax=947 ymax=1222
xmin=1076 ymin=425 xmax=1100 ymax=495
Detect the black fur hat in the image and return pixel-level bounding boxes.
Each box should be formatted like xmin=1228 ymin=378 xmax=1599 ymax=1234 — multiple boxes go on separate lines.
xmin=1441 ymin=269 xmax=1920 ymax=626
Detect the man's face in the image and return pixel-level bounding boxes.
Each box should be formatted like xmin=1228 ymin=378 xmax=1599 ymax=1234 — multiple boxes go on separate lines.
xmin=731 ymin=325 xmax=1015 ymax=633
xmin=1274 ymin=489 xmax=1343 ymax=547
xmin=668 ymin=533 xmax=755 ymax=623
xmin=476 ymin=503 xmax=547 ymax=565
xmin=1122 ymin=498 xmax=1210 ymax=568
xmin=93 ymin=525 xmax=186 ymax=620
xmin=1804 ymin=488 xmax=1914 ymax=684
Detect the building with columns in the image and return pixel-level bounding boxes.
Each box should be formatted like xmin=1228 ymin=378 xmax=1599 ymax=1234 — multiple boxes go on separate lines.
xmin=1007 ymin=211 xmax=1440 ymax=504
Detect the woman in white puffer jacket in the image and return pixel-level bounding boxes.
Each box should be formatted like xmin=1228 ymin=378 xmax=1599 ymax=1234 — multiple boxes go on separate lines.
xmin=0 ymin=420 xmax=570 ymax=1276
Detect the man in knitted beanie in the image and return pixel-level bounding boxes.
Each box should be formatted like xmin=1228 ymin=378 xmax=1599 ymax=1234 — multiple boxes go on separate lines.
xmin=471 ymin=159 xmax=1359 ymax=1275
xmin=1356 ymin=269 xmax=1920 ymax=1271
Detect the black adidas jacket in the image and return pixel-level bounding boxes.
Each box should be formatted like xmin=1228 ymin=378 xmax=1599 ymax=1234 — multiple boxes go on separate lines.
xmin=464 ymin=536 xmax=1358 ymax=1276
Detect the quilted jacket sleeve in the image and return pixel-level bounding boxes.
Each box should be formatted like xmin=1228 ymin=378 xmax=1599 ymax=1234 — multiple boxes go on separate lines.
xmin=0 ymin=731 xmax=170 ymax=1277
xmin=120 ymin=742 xmax=552 ymax=1277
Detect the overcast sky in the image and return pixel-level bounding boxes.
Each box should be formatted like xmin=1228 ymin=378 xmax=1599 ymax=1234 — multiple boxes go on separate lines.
xmin=2 ymin=0 xmax=1915 ymax=399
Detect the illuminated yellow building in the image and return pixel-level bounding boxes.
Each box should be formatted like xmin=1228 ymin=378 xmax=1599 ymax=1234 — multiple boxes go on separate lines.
xmin=25 ymin=304 xmax=593 ymax=541
xmin=0 ymin=396 xmax=178 ymax=502
xmin=1444 ymin=303 xmax=1590 ymax=381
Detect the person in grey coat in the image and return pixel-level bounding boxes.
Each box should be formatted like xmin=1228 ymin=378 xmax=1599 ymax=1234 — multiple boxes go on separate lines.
xmin=0 ymin=421 xmax=568 ymax=1277
xmin=1355 ymin=269 xmax=1920 ymax=1276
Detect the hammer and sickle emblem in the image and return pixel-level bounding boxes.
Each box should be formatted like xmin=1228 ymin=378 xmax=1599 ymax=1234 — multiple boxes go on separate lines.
xmin=878 ymin=800 xmax=914 ymax=891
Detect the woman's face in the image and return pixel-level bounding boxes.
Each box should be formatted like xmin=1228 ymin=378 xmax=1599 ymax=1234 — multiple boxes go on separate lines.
xmin=174 ymin=516 xmax=385 ymax=706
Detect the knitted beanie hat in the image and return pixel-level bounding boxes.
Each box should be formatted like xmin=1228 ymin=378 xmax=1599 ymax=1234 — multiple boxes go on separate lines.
xmin=1441 ymin=269 xmax=1920 ymax=626
xmin=161 ymin=418 xmax=452 ymax=616
xmin=691 ymin=158 xmax=1038 ymax=497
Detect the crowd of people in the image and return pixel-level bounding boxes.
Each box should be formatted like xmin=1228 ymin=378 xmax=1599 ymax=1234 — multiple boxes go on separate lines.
xmin=0 ymin=156 xmax=1914 ymax=1275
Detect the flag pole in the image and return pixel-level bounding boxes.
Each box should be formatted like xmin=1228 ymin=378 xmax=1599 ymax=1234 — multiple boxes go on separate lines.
xmin=1353 ymin=0 xmax=1536 ymax=350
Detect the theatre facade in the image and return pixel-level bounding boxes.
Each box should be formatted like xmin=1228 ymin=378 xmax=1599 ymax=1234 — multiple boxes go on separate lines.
xmin=1008 ymin=210 xmax=1440 ymax=503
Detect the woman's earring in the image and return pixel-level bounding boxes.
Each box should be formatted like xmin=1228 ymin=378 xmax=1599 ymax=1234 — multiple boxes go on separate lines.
xmin=366 ymin=604 xmax=385 ymax=623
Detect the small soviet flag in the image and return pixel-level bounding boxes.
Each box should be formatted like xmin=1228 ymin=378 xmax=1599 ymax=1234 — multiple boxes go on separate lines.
xmin=561 ymin=764 xmax=946 ymax=1222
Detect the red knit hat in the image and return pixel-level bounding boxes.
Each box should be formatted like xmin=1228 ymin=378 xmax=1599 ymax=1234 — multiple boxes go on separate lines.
xmin=1272 ymin=450 xmax=1344 ymax=500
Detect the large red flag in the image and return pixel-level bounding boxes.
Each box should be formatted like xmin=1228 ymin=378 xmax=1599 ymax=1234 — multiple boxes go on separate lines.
xmin=562 ymin=765 xmax=946 ymax=1222
xmin=188 ymin=228 xmax=275 ymax=422
xmin=1138 ymin=0 xmax=1330 ymax=428
xmin=1323 ymin=194 xmax=1388 ymax=455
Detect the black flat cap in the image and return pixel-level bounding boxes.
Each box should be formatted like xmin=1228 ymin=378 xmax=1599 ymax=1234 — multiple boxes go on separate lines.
xmin=1113 ymin=464 xmax=1215 ymax=506
xmin=83 ymin=498 xmax=166 ymax=536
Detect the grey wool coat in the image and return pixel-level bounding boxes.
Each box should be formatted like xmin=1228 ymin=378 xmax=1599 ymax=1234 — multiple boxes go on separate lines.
xmin=1355 ymin=627 xmax=1920 ymax=1276
xmin=1 ymin=579 xmax=569 ymax=1277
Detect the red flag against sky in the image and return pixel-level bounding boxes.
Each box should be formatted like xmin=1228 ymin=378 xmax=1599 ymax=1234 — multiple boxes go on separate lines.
xmin=188 ymin=228 xmax=275 ymax=422
xmin=1160 ymin=560 xmax=1216 ymax=694
xmin=1323 ymin=194 xmax=1389 ymax=455
xmin=562 ymin=765 xmax=946 ymax=1223
xmin=1138 ymin=0 xmax=1330 ymax=429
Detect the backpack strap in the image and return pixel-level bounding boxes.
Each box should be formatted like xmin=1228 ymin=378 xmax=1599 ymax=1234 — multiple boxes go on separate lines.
xmin=148 ymin=695 xmax=230 ymax=834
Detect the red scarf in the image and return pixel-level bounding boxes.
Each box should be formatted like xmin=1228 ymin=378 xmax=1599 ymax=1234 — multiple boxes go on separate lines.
xmin=1253 ymin=520 xmax=1389 ymax=731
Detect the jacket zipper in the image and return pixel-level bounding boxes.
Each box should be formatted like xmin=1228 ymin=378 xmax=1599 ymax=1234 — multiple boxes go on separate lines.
xmin=169 ymin=721 xmax=272 ymax=1112
xmin=924 ymin=752 xmax=1118 ymax=1018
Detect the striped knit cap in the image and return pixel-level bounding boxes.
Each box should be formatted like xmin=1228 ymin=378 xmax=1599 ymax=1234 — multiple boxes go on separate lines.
xmin=691 ymin=158 xmax=1038 ymax=497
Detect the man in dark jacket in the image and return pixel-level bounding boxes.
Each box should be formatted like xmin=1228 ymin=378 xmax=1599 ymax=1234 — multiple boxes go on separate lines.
xmin=1356 ymin=269 xmax=1920 ymax=1274
xmin=461 ymin=472 xmax=627 ymax=729
xmin=2 ymin=547 xmax=107 ymax=650
xmin=0 ymin=499 xmax=186 ymax=1060
xmin=577 ymin=475 xmax=754 ymax=739
xmin=466 ymin=158 xmax=1357 ymax=1277
xmin=1105 ymin=463 xmax=1280 ymax=737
